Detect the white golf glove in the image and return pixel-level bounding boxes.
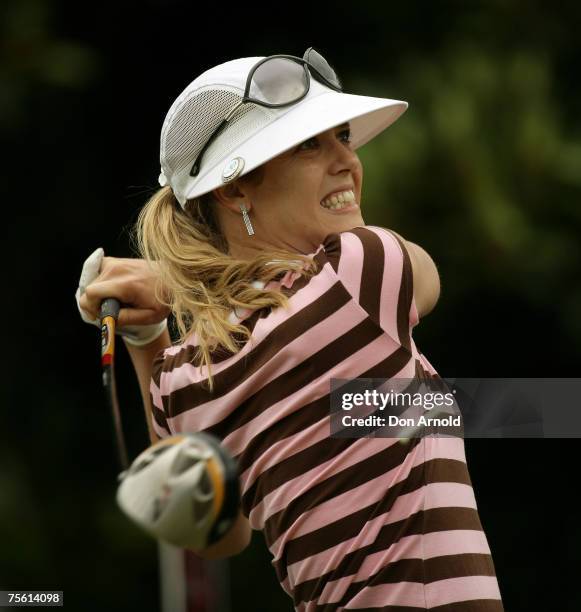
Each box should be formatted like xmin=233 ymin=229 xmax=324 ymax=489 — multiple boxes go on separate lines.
xmin=76 ymin=247 xmax=168 ymax=346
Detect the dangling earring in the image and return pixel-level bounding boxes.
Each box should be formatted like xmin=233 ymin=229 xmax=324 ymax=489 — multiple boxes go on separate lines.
xmin=239 ymin=203 xmax=255 ymax=236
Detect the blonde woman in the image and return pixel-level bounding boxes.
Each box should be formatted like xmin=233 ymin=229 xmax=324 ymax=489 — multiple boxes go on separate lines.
xmin=77 ymin=49 xmax=504 ymax=610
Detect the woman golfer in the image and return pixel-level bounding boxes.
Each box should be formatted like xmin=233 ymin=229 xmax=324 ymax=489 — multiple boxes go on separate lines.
xmin=78 ymin=48 xmax=504 ymax=610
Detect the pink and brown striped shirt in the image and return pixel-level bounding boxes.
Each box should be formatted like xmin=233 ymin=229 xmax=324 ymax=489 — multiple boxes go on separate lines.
xmin=150 ymin=225 xmax=504 ymax=611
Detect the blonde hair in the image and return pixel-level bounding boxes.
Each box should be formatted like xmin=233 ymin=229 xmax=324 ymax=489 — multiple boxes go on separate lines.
xmin=133 ymin=169 xmax=319 ymax=392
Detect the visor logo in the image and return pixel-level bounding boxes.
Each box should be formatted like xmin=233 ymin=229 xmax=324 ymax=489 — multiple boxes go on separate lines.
xmin=222 ymin=157 xmax=245 ymax=183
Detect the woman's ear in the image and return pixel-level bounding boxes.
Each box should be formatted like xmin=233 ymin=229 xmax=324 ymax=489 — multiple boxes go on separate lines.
xmin=212 ymin=181 xmax=251 ymax=213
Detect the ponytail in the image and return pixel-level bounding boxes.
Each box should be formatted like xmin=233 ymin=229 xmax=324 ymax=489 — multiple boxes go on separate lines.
xmin=133 ymin=182 xmax=317 ymax=393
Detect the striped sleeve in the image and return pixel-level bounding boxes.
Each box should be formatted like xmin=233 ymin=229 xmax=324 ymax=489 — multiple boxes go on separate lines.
xmin=322 ymin=225 xmax=419 ymax=349
xmin=149 ymin=349 xmax=171 ymax=439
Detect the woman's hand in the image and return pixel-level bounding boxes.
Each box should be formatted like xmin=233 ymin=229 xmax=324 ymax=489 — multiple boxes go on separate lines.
xmin=76 ymin=247 xmax=171 ymax=346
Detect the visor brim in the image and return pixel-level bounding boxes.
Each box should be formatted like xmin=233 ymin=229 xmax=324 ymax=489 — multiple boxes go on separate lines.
xmin=181 ymin=88 xmax=408 ymax=203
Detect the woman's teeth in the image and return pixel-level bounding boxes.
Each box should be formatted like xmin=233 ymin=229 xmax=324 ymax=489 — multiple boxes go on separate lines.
xmin=320 ymin=189 xmax=356 ymax=210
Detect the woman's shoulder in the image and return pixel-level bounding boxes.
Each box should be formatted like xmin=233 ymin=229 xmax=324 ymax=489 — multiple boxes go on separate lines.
xmin=321 ymin=224 xmax=403 ymax=253
xmin=317 ymin=225 xmax=409 ymax=280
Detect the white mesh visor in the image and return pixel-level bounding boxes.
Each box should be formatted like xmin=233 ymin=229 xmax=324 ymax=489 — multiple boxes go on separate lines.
xmin=159 ymin=56 xmax=409 ymax=207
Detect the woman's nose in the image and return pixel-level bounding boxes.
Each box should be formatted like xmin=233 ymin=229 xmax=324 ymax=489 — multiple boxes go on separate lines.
xmin=327 ymin=140 xmax=361 ymax=174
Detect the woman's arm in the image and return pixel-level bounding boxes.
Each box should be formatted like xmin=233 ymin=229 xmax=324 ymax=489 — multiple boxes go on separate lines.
xmin=123 ymin=330 xmax=171 ymax=444
xmin=77 ymin=254 xmax=249 ymax=555
xmin=388 ymin=230 xmax=441 ymax=319
xmin=123 ymin=333 xmax=252 ymax=558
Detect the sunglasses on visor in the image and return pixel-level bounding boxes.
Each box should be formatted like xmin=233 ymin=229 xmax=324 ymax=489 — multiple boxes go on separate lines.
xmin=189 ymin=47 xmax=343 ymax=178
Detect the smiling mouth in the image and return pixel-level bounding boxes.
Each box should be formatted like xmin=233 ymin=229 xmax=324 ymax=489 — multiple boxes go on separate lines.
xmin=319 ymin=189 xmax=357 ymax=210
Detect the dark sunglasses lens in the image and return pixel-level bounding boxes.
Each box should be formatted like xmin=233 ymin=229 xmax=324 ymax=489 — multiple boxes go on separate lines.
xmin=303 ymin=47 xmax=342 ymax=89
xmin=249 ymin=58 xmax=308 ymax=105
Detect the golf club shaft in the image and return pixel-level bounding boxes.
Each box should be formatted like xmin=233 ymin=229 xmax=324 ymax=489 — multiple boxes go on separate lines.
xmin=100 ymin=298 xmax=129 ymax=471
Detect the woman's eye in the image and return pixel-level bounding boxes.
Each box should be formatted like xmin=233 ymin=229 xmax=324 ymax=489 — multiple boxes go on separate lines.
xmin=297 ymin=137 xmax=318 ymax=151
xmin=339 ymin=129 xmax=352 ymax=143
xmin=296 ymin=129 xmax=352 ymax=151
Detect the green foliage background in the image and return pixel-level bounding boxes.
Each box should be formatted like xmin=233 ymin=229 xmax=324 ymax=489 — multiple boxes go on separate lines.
xmin=1 ymin=0 xmax=579 ymax=610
